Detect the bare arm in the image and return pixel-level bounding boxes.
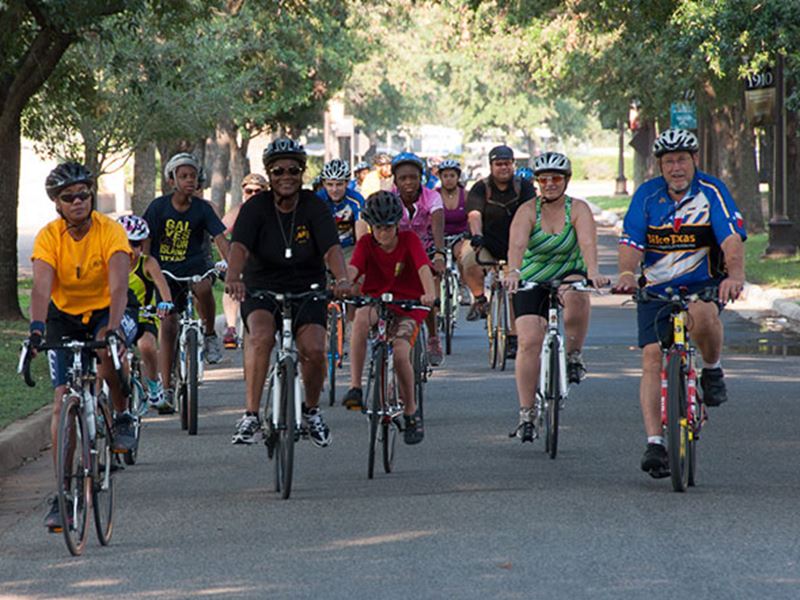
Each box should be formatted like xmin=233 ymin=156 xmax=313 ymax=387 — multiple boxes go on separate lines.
xmin=719 ymin=233 xmax=745 ymax=302
xmin=30 ymin=260 xmax=55 ymax=324
xmin=108 ymin=251 xmax=130 ymax=331
xmin=505 ymin=201 xmax=535 ymax=293
xmin=213 ymin=233 xmax=230 ymax=262
xmin=467 ymin=210 xmax=483 ymax=237
xmin=143 ymin=256 xmax=173 ymax=303
xmin=572 ymin=199 xmax=608 ymax=287
xmin=616 ymin=244 xmax=644 ymax=291
xmin=418 ymin=264 xmax=436 ymax=306
xmin=224 ymin=241 xmax=249 ymax=302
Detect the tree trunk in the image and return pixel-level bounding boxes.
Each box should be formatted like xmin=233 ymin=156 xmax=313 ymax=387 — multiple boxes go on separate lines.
xmin=228 ymin=125 xmax=249 ymax=211
xmin=785 ymin=109 xmax=800 ymax=243
xmin=0 ymin=115 xmax=24 ymax=319
xmin=708 ymin=96 xmax=764 ymax=232
xmin=630 ymin=119 xmax=656 ymax=192
xmin=209 ymin=123 xmax=231 ymax=215
xmin=132 ymin=142 xmax=156 ymax=215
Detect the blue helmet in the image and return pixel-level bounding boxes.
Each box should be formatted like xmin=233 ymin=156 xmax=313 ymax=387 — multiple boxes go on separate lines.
xmin=391 ymin=152 xmax=425 ymax=175
xmin=515 ymin=166 xmax=534 ymax=181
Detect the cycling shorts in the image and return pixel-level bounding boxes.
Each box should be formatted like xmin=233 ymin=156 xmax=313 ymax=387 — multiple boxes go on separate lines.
xmin=241 ymin=294 xmax=327 ymax=334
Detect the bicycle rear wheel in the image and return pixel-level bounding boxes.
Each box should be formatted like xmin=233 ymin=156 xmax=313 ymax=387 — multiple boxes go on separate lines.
xmin=666 ymin=350 xmax=689 ymax=492
xmin=275 ymin=360 xmax=296 ymax=499
xmin=544 ymin=337 xmax=561 ymax=459
xmin=92 ymin=395 xmax=115 ymax=544
xmin=367 ymin=345 xmax=385 ymax=479
xmin=186 ymin=329 xmax=199 ymax=435
xmin=327 ymin=305 xmax=339 ymax=407
xmin=442 ymin=272 xmax=454 ymax=355
xmin=497 ymin=289 xmax=508 ymax=371
xmin=124 ymin=374 xmax=145 ymax=466
xmin=413 ymin=334 xmax=425 ymax=420
xmin=57 ymin=395 xmax=91 ymax=556
xmin=382 ymin=361 xmax=398 ymax=474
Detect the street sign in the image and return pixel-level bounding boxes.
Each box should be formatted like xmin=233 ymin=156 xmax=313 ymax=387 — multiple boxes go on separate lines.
xmin=670 ymin=102 xmax=697 ymax=130
xmin=745 ymin=68 xmax=776 ymax=125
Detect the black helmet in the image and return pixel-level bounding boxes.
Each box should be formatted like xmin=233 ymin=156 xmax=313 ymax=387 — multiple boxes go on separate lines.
xmin=362 ymin=191 xmax=403 ymax=226
xmin=45 ymin=161 xmax=94 ymax=200
xmin=263 ymin=138 xmax=307 ymax=169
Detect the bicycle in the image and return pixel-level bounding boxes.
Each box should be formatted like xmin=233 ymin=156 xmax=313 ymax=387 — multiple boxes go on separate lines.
xmin=439 ymin=233 xmax=466 ymax=355
xmin=18 ymin=335 xmax=126 ymax=556
xmin=630 ymin=285 xmax=719 ymax=492
xmin=514 ymin=275 xmax=594 ymax=459
xmin=347 ymin=294 xmax=430 ymax=479
xmin=258 ymin=287 xmax=330 ymax=499
xmin=326 ymin=297 xmax=346 ymax=407
xmin=476 ymin=250 xmax=511 ymax=370
xmin=162 ymin=267 xmax=219 ymax=435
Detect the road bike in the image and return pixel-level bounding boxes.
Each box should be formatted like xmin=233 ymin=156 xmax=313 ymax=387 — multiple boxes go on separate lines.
xmin=326 ymin=297 xmax=346 ymax=406
xmin=162 ymin=267 xmax=219 ymax=435
xmin=439 ymin=233 xmax=466 ymax=355
xmin=515 ymin=275 xmax=594 ymax=459
xmin=19 ymin=335 xmax=126 ymax=556
xmin=476 ymin=251 xmax=511 ymax=370
xmin=632 ymin=285 xmax=719 ymax=492
xmin=258 ymin=287 xmax=330 ymax=499
xmin=348 ymin=294 xmax=430 ymax=479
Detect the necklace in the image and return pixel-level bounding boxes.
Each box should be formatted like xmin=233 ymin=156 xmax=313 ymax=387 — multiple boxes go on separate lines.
xmin=274 ymin=200 xmax=298 ymax=259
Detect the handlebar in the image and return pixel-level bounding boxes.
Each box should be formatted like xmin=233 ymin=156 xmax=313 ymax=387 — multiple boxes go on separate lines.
xmin=18 ymin=338 xmax=119 ymax=389
xmin=443 ymin=233 xmax=466 ymax=249
xmin=628 ymin=286 xmax=720 ymax=305
xmin=247 ymin=287 xmax=332 ymax=304
xmin=518 ymin=277 xmax=595 ymax=293
xmin=474 ymin=248 xmax=505 ymax=268
xmin=345 ymin=294 xmax=432 ymax=313
xmin=162 ymin=267 xmax=220 ymax=285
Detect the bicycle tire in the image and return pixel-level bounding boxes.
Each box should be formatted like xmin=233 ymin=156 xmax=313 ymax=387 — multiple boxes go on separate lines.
xmin=187 ymin=328 xmax=199 ymax=435
xmin=327 ymin=305 xmax=338 ymax=407
xmin=56 ymin=395 xmax=91 ymax=556
xmin=413 ymin=334 xmax=425 ymax=420
xmin=497 ymin=289 xmax=508 ymax=371
xmin=667 ymin=350 xmax=689 ymax=492
xmin=368 ymin=345 xmax=385 ymax=479
xmin=276 ymin=359 xmax=296 ymax=499
xmin=382 ymin=357 xmax=398 ymax=474
xmin=443 ymin=272 xmax=454 ymax=355
xmin=544 ymin=336 xmax=561 ymax=459
xmin=124 ymin=374 xmax=145 ymax=466
xmin=487 ymin=290 xmax=497 ymax=368
xmin=174 ymin=340 xmax=188 ymax=430
xmin=92 ymin=395 xmax=115 ymax=544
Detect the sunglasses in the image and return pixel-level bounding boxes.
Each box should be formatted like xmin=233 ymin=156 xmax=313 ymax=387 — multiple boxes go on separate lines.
xmin=58 ymin=191 xmax=92 ymax=203
xmin=130 ymin=240 xmax=143 ymax=248
xmin=536 ymin=174 xmax=565 ymax=185
xmin=242 ymin=187 xmax=262 ymax=195
xmin=269 ymin=166 xmax=303 ymax=177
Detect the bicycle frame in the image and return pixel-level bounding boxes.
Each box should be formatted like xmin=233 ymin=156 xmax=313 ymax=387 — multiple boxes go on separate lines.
xmin=267 ymin=294 xmax=305 ymax=435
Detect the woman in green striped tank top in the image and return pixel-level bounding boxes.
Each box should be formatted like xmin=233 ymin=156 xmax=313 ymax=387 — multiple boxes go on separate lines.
xmin=504 ymin=153 xmax=610 ymax=442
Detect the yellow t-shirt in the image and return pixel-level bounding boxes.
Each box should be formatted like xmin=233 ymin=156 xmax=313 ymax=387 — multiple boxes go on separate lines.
xmin=31 ymin=211 xmax=131 ymax=318
xmin=360 ymin=170 xmax=393 ymax=198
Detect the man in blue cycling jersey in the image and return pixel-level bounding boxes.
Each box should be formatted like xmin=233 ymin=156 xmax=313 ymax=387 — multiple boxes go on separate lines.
xmin=317 ymin=159 xmax=364 ymax=262
xmin=614 ymin=128 xmax=746 ymax=477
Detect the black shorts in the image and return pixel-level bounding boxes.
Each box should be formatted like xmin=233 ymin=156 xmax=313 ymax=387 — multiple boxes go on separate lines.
xmin=134 ymin=320 xmax=159 ymax=343
xmin=512 ymin=286 xmax=551 ymax=319
xmin=241 ymin=294 xmax=327 ymax=334
xmin=637 ymin=280 xmax=723 ymax=348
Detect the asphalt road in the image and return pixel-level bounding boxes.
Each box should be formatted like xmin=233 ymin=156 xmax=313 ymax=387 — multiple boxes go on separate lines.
xmin=2 ymin=232 xmax=800 ymax=599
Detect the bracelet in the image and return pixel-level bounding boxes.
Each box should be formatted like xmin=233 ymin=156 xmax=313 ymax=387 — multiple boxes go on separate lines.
xmin=509 ymin=268 xmax=521 ymax=275
xmin=336 ymin=278 xmax=350 ymax=285
xmin=618 ymin=270 xmax=636 ymax=278
xmin=30 ymin=320 xmax=45 ymax=334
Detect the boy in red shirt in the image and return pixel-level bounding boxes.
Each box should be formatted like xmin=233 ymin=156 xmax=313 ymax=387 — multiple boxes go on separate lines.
xmin=346 ymin=191 xmax=436 ymax=444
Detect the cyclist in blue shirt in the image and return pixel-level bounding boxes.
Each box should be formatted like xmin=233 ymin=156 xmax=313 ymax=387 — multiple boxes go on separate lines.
xmin=614 ymin=129 xmax=746 ymax=476
xmin=350 ymin=160 xmax=371 ymax=195
xmin=317 ymin=159 xmax=364 ymax=260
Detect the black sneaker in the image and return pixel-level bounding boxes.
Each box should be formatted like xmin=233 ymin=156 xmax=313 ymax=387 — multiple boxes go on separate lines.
xmin=640 ymin=443 xmax=670 ymax=478
xmin=701 ymin=367 xmax=727 ymax=406
xmin=466 ymin=296 xmax=488 ymax=321
xmin=342 ymin=387 xmax=363 ymax=411
xmin=112 ymin=413 xmax=137 ymax=454
xmin=44 ymin=497 xmax=63 ymax=532
xmin=567 ymin=350 xmax=587 ymax=384
xmin=403 ymin=412 xmax=424 ymax=445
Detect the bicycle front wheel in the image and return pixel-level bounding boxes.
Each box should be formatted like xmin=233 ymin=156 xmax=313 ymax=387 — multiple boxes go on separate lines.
xmin=487 ymin=291 xmax=497 ymax=368
xmin=544 ymin=337 xmax=561 ymax=459
xmin=443 ymin=272 xmax=455 ymax=355
xmin=666 ymin=350 xmax=689 ymax=492
xmin=186 ymin=329 xmax=199 ymax=435
xmin=92 ymin=395 xmax=115 ymax=544
xmin=497 ymin=289 xmax=509 ymax=371
xmin=382 ymin=360 xmax=398 ymax=474
xmin=367 ymin=345 xmax=385 ymax=479
xmin=124 ymin=371 xmax=145 ymax=466
xmin=275 ymin=359 xmax=296 ymax=499
xmin=413 ymin=334 xmax=425 ymax=420
xmin=327 ymin=305 xmax=339 ymax=407
xmin=57 ymin=395 xmax=91 ymax=556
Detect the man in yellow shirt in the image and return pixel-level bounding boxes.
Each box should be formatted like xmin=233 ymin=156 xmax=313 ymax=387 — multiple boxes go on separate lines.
xmin=359 ymin=153 xmax=393 ymax=197
xmin=28 ymin=162 xmax=136 ymax=532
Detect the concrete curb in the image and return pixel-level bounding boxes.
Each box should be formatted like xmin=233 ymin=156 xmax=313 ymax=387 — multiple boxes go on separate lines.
xmin=0 ymin=405 xmax=50 ymax=475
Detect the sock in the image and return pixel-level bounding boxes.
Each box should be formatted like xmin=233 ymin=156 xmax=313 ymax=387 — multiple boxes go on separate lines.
xmin=705 ymin=360 xmax=721 ymax=370
xmin=146 ymin=377 xmax=161 ymax=396
xmin=648 ymin=436 xmax=665 ymax=446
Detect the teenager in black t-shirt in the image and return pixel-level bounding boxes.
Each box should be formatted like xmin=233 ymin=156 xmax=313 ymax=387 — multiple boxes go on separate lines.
xmin=226 ymin=138 xmax=352 ymax=448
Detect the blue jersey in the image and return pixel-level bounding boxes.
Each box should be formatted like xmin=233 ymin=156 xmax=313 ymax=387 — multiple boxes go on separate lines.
xmin=316 ymin=189 xmax=362 ymax=248
xmin=619 ymin=170 xmax=746 ymax=293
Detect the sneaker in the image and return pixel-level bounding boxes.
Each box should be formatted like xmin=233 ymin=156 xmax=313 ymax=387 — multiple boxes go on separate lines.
xmin=342 ymin=387 xmax=363 ymax=411
xmin=459 ymin=284 xmax=472 ymax=306
xmin=466 ymin=295 xmax=488 ymax=321
xmin=222 ymin=326 xmax=238 ymax=349
xmin=303 ymin=406 xmax=332 ymax=448
xmin=427 ymin=336 xmax=444 ymax=367
xmin=403 ymin=411 xmax=424 ymax=445
xmin=205 ymin=334 xmax=223 ymax=364
xmin=44 ymin=497 xmax=64 ymax=532
xmin=232 ymin=414 xmax=261 ymax=445
xmin=156 ymin=388 xmax=176 ymax=414
xmin=112 ymin=413 xmax=137 ymax=454
xmin=506 ymin=335 xmax=518 ymax=360
xmin=567 ymin=350 xmax=587 ymax=384
xmin=640 ymin=443 xmax=670 ymax=478
xmin=701 ymin=367 xmax=727 ymax=406
xmin=512 ymin=408 xmax=535 ymax=442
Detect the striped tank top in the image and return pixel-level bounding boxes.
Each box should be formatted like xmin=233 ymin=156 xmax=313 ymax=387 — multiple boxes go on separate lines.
xmin=520 ymin=196 xmax=586 ymax=282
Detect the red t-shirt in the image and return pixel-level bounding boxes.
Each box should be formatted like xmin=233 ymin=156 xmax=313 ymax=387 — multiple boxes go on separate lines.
xmin=350 ymin=231 xmax=432 ymax=323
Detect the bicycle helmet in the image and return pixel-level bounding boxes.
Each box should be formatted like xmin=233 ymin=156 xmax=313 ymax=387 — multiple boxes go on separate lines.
xmin=652 ymin=128 xmax=699 ymax=157
xmin=373 ymin=153 xmax=392 ymax=166
xmin=515 ymin=166 xmax=534 ymax=181
xmin=533 ymin=152 xmax=572 ymax=176
xmin=353 ymin=161 xmax=371 ymax=173
xmin=438 ymin=159 xmax=462 ymax=175
xmin=427 ymin=156 xmax=443 ymax=168
xmin=262 ymin=137 xmax=307 ymax=169
xmin=241 ymin=172 xmax=268 ymax=188
xmin=321 ymin=158 xmax=351 ymax=181
xmin=163 ymin=152 xmax=200 ymax=182
xmin=45 ymin=161 xmax=94 ymax=199
xmin=391 ymin=151 xmax=425 ymax=175
xmin=117 ymin=214 xmax=150 ymax=241
xmin=362 ymin=191 xmax=403 ymax=226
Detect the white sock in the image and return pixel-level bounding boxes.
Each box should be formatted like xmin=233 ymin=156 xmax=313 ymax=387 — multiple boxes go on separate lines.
xmin=648 ymin=436 xmax=665 ymax=446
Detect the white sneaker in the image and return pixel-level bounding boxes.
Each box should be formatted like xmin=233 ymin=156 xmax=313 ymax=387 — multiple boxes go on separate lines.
xmin=232 ymin=414 xmax=261 ymax=445
xmin=205 ymin=334 xmax=223 ymax=364
xmin=303 ymin=407 xmax=331 ymax=448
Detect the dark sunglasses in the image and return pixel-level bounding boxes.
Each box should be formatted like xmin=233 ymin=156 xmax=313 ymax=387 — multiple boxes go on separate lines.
xmin=242 ymin=186 xmax=262 ymax=195
xmin=58 ymin=191 xmax=92 ymax=203
xmin=130 ymin=240 xmax=143 ymax=248
xmin=269 ymin=166 xmax=303 ymax=177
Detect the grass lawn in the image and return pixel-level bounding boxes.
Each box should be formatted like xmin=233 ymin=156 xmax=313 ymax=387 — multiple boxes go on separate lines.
xmin=0 ymin=318 xmax=51 ymax=429
xmin=744 ymin=233 xmax=800 ymax=288
xmin=588 ymin=194 xmax=632 ymax=215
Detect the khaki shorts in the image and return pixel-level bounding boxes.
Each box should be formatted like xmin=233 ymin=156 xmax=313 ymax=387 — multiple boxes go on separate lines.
xmin=461 ymin=245 xmax=498 ymax=270
xmin=388 ymin=315 xmax=420 ymax=347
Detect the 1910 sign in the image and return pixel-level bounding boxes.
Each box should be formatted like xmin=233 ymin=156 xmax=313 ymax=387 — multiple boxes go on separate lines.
xmin=745 ymin=69 xmax=775 ymax=125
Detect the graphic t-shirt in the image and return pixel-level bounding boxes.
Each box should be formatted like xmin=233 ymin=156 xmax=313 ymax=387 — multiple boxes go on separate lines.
xmin=232 ymin=190 xmax=339 ymax=293
xmin=31 ymin=211 xmax=131 ymax=317
xmin=350 ymin=231 xmax=432 ymax=324
xmin=466 ymin=177 xmax=536 ymax=259
xmin=143 ymin=195 xmax=225 ymax=276
xmin=316 ymin=189 xmax=362 ymax=248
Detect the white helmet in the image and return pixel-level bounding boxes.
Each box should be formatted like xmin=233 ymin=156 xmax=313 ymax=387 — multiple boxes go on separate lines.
xmin=321 ymin=159 xmax=351 ymax=181
xmin=163 ymin=152 xmax=200 ymax=182
xmin=438 ymin=159 xmax=461 ymax=174
xmin=653 ymin=128 xmax=699 ymax=157
xmin=117 ymin=214 xmax=150 ymax=241
xmin=533 ymin=152 xmax=572 ymax=176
